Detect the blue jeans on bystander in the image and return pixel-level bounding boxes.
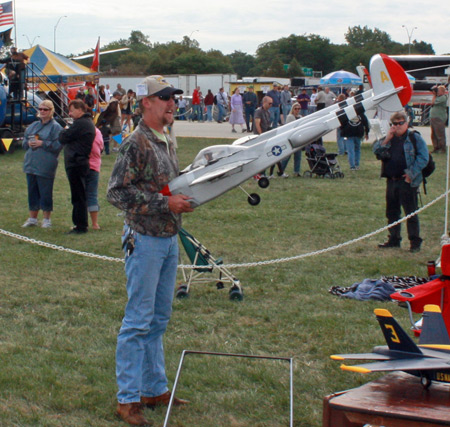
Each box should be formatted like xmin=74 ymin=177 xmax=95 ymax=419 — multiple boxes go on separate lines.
xmin=345 ymin=136 xmax=362 ymax=169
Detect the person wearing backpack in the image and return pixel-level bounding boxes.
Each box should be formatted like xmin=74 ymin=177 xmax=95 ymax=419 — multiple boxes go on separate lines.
xmin=372 ymin=111 xmax=429 ymax=253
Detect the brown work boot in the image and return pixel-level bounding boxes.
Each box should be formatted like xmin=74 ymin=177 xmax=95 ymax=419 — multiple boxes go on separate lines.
xmin=116 ymin=402 xmax=153 ymax=426
xmin=141 ymin=391 xmax=190 ymax=409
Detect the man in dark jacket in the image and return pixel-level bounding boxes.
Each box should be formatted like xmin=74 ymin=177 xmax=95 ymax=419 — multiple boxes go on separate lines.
xmin=242 ymin=86 xmax=258 ymax=132
xmin=59 ymin=99 xmax=96 ymax=233
xmin=373 ymin=111 xmax=429 ymax=252
xmin=340 ymin=113 xmax=370 ymax=170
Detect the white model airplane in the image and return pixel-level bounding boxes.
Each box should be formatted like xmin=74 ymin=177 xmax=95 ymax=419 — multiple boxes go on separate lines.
xmin=161 ymin=54 xmax=412 ymax=207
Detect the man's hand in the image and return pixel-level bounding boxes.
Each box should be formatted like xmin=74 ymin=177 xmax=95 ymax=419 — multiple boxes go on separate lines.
xmin=404 ymin=173 xmax=412 ymax=184
xmin=383 ymin=126 xmax=396 ymax=145
xmin=168 ymin=194 xmax=194 ymax=213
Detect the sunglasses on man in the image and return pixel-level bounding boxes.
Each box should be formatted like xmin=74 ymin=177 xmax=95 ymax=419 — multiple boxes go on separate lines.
xmin=157 ymin=94 xmax=176 ymax=102
xmin=390 ymin=120 xmax=406 ymax=126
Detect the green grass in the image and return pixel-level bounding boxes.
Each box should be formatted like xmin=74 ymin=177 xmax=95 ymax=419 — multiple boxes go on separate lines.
xmin=0 ymin=137 xmax=447 ymax=426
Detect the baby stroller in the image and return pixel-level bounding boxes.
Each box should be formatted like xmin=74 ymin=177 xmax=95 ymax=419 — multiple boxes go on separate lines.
xmin=303 ymin=143 xmax=344 ymax=179
xmin=177 ymin=228 xmax=243 ymax=300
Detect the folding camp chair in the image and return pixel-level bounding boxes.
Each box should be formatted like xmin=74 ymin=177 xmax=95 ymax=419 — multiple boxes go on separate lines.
xmin=177 ymin=228 xmax=243 ymax=300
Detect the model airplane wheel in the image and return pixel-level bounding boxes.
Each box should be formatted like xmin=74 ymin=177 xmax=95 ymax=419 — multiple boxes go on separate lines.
xmin=258 ymin=177 xmax=270 ymax=188
xmin=229 ymin=285 xmax=244 ymax=301
xmin=216 ymin=281 xmax=225 ymax=290
xmin=420 ymin=375 xmax=432 ymax=389
xmin=176 ymin=284 xmax=189 ymax=299
xmin=303 ymin=171 xmax=312 ymax=178
xmin=248 ymin=193 xmax=261 ymax=206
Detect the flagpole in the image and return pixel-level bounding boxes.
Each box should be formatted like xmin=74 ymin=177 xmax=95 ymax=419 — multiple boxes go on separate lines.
xmin=13 ymin=0 xmax=17 ymax=47
xmin=95 ymin=36 xmax=100 ymax=115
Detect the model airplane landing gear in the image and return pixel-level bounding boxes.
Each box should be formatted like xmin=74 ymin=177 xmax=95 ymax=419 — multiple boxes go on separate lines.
xmin=248 ymin=193 xmax=260 ymax=206
xmin=258 ymin=176 xmax=270 ymax=188
xmin=239 ymin=185 xmax=261 ymax=206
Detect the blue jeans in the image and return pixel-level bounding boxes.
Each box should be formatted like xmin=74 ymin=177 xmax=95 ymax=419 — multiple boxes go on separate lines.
xmin=192 ymin=104 xmax=202 ymax=121
xmin=281 ymin=151 xmax=302 ymax=174
xmin=178 ymin=107 xmax=186 ymax=120
xmin=26 ymin=173 xmax=55 ymax=211
xmin=345 ymin=137 xmax=361 ymax=168
xmin=244 ymin=106 xmax=255 ymax=131
xmin=217 ymin=104 xmax=226 ymax=122
xmin=86 ymin=169 xmax=99 ymax=212
xmin=269 ymin=106 xmax=280 ymax=128
xmin=336 ymin=128 xmax=345 ymax=155
xmin=281 ymin=104 xmax=291 ymax=124
xmin=206 ymin=105 xmax=213 ymax=121
xmin=300 ymin=109 xmax=309 ymax=117
xmin=116 ymin=226 xmax=179 ymax=403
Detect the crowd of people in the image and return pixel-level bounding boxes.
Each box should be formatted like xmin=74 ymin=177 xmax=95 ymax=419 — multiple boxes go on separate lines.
xmin=23 ymin=79 xmax=445 ymax=236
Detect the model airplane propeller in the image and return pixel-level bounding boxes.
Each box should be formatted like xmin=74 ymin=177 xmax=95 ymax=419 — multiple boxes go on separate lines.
xmin=161 ymin=53 xmax=412 ymax=207
xmin=331 ymin=305 xmax=450 ymax=389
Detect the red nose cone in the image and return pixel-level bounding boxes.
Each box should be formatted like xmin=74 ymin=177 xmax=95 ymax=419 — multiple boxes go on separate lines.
xmin=160 ymin=185 xmax=172 ymax=196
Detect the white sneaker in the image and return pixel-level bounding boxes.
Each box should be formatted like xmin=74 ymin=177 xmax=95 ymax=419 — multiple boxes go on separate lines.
xmin=41 ymin=219 xmax=52 ymax=228
xmin=22 ymin=218 xmax=38 ymax=227
xmin=281 ymin=173 xmax=289 ymax=178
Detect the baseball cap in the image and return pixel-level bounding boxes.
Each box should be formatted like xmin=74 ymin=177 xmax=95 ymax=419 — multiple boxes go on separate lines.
xmin=136 ymin=75 xmax=183 ymax=100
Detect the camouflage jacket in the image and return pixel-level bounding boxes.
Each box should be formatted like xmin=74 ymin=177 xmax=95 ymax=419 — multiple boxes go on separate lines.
xmin=107 ymin=120 xmax=181 ymax=237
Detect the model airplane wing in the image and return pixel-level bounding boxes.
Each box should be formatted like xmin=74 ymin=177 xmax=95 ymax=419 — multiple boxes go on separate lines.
xmin=190 ymin=158 xmax=257 ymax=185
xmin=340 ymin=357 xmax=450 ymax=374
xmin=331 ymin=352 xmax=393 ymax=362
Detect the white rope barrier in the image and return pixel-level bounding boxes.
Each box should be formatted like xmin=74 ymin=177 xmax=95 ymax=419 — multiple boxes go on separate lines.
xmin=1 ymin=189 xmax=448 ymax=270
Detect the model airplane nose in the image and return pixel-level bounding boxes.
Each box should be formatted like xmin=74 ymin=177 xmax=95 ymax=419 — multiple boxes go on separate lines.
xmin=160 ymin=185 xmax=172 ymax=196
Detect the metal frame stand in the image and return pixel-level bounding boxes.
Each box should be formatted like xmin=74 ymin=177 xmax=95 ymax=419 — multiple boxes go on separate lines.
xmin=163 ymin=350 xmax=294 ymax=427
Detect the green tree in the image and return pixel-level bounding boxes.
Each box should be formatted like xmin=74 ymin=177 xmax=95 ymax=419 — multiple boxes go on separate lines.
xmin=255 ymin=34 xmax=336 ymax=76
xmin=128 ymin=30 xmax=152 ymax=52
xmin=227 ymin=50 xmax=256 ymax=78
xmin=345 ymin=25 xmax=392 ymax=49
xmin=287 ymin=57 xmax=303 ymax=77
xmin=117 ymin=51 xmax=151 ymax=75
xmin=265 ymin=57 xmax=285 ymax=77
xmin=411 ymin=40 xmax=435 ymax=54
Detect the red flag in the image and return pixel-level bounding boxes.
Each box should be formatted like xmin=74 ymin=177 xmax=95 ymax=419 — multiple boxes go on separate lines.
xmin=91 ymin=38 xmax=100 ymax=72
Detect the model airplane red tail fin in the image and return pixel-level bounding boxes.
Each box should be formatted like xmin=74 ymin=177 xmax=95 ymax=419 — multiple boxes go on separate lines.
xmin=419 ymin=305 xmax=450 ymax=345
xmin=356 ymin=64 xmax=372 ymax=88
xmin=375 ymin=308 xmax=422 ymax=354
xmin=369 ymin=53 xmax=412 ymax=112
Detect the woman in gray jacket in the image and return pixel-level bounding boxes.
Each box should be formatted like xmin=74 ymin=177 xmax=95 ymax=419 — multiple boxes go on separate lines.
xmin=22 ymin=100 xmax=63 ymax=228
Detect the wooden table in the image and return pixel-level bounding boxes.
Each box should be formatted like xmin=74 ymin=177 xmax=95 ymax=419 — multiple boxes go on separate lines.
xmin=323 ymin=372 xmax=450 ymax=426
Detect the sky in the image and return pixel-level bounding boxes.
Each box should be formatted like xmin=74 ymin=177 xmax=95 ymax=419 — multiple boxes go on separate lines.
xmin=13 ymin=0 xmax=450 ymax=62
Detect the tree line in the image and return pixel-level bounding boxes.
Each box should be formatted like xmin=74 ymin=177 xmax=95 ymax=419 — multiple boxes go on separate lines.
xmin=76 ymin=26 xmax=436 ymax=78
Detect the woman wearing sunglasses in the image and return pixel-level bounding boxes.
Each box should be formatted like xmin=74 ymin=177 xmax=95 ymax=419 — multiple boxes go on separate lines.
xmin=22 ymin=100 xmax=63 ymax=228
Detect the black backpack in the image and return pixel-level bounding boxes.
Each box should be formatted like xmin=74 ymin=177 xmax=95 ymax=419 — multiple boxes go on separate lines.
xmin=409 ymin=130 xmax=435 ymax=194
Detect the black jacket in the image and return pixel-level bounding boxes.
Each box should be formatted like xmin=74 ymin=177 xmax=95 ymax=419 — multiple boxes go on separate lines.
xmin=59 ymin=113 xmax=96 ymax=169
xmin=340 ymin=113 xmax=369 ymax=138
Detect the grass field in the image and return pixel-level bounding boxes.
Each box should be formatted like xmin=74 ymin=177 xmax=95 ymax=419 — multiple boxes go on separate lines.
xmin=0 ymin=136 xmax=447 ymax=426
